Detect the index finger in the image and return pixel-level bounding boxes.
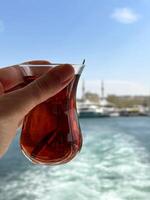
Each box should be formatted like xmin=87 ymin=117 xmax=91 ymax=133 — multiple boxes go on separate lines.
xmin=0 ymin=60 xmax=52 ymax=93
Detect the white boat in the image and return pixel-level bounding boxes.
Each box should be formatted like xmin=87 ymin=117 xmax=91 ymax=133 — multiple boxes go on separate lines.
xmin=77 ymin=100 xmax=109 ymax=118
xmin=99 ymin=99 xmax=120 ymax=117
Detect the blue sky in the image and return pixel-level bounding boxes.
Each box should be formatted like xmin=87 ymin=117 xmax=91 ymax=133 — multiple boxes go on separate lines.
xmin=0 ymin=0 xmax=150 ymax=96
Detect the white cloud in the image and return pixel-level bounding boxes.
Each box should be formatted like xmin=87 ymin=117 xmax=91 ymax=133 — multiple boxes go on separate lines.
xmin=0 ymin=20 xmax=5 ymax=32
xmin=111 ymin=8 xmax=140 ymax=24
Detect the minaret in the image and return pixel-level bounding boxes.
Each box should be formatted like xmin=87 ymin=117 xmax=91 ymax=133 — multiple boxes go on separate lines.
xmin=82 ymin=79 xmax=85 ymax=101
xmin=101 ymin=80 xmax=105 ymax=101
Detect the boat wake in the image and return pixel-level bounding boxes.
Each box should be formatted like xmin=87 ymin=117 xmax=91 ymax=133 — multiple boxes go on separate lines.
xmin=0 ymin=118 xmax=150 ymax=200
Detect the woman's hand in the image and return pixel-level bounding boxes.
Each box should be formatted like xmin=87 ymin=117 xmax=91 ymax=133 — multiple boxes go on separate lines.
xmin=0 ymin=60 xmax=74 ymax=158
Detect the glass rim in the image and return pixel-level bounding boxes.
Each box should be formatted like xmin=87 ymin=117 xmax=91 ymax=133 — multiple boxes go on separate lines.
xmin=19 ymin=63 xmax=84 ymax=67
xmin=19 ymin=63 xmax=85 ymax=76
xmin=19 ymin=59 xmax=85 ymax=68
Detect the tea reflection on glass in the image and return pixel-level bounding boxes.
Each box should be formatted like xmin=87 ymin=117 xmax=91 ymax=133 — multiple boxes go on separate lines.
xmin=19 ymin=61 xmax=85 ymax=165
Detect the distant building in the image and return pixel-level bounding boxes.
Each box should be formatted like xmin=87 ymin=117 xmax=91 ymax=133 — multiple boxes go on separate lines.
xmin=99 ymin=81 xmax=114 ymax=107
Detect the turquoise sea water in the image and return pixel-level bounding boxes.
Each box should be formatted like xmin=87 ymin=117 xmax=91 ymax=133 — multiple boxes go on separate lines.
xmin=1 ymin=117 xmax=150 ymax=200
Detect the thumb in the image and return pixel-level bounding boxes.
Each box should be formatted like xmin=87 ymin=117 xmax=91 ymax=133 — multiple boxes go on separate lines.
xmin=3 ymin=64 xmax=74 ymax=119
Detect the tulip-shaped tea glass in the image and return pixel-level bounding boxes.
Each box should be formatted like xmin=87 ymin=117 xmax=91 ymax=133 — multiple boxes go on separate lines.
xmin=19 ymin=62 xmax=85 ymax=165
